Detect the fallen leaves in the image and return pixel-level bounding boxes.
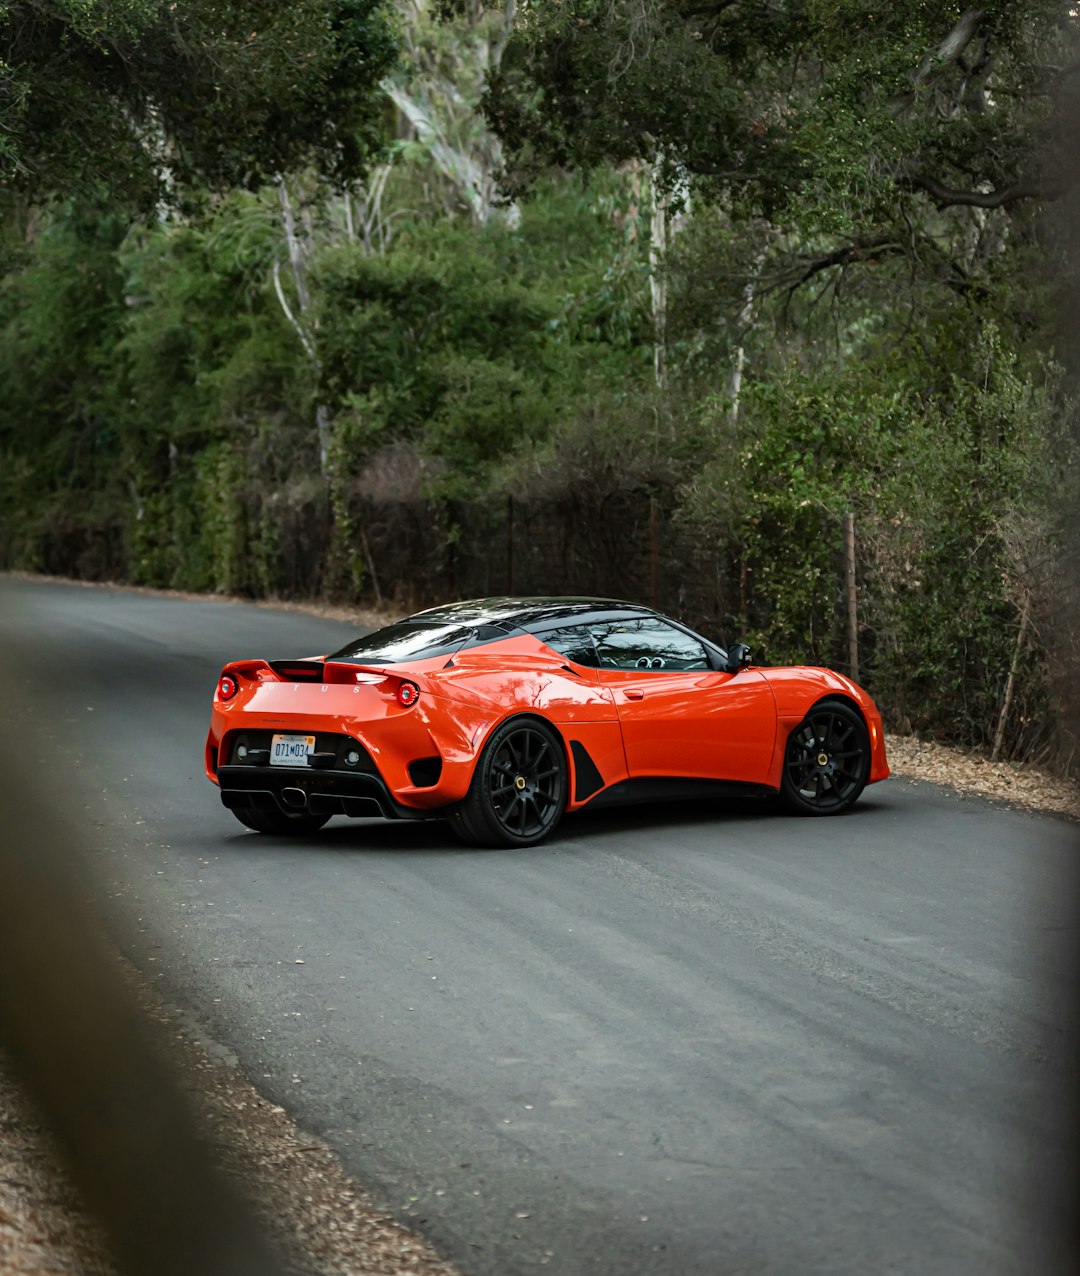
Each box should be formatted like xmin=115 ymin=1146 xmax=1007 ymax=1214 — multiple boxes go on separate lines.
xmin=884 ymin=734 xmax=1080 ymax=821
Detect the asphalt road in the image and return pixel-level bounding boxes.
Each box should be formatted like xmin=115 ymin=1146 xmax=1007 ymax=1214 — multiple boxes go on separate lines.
xmin=3 ymin=578 xmax=1077 ymax=1275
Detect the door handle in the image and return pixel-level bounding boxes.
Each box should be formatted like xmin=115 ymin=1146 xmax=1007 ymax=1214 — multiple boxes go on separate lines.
xmin=625 ymin=689 xmax=644 ymax=700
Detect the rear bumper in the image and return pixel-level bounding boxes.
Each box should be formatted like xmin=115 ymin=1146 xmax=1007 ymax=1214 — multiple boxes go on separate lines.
xmin=217 ymin=764 xmax=434 ymax=821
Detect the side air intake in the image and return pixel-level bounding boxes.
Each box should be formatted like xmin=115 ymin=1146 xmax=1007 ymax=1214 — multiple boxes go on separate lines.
xmin=569 ymin=740 xmax=605 ymax=802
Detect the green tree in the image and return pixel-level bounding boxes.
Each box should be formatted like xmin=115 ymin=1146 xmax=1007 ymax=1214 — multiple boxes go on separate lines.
xmin=1 ymin=0 xmax=399 ymax=207
xmin=486 ymin=1 xmax=1073 ymax=327
xmin=489 ymin=3 xmax=1070 ymax=214
xmin=0 ymin=201 xmax=127 ymax=565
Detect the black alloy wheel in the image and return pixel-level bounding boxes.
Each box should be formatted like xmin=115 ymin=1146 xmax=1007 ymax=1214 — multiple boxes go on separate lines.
xmin=780 ymin=699 xmax=870 ymax=815
xmin=449 ymin=717 xmax=568 ymax=848
xmin=230 ymin=805 xmax=331 ymax=835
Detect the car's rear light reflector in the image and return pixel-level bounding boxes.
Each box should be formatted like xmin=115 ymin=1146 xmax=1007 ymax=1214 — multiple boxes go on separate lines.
xmin=219 ymin=675 xmax=238 ymax=701
xmin=397 ymin=681 xmax=420 ymax=708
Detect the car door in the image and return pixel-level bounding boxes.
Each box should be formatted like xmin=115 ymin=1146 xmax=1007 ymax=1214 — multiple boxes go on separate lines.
xmin=587 ymin=616 xmax=777 ymax=784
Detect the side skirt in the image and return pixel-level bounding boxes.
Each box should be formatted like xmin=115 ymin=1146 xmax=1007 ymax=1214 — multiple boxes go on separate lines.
xmin=581 ymin=777 xmax=776 ymax=810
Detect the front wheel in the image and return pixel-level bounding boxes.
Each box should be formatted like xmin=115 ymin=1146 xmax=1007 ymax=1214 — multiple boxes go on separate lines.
xmin=230 ymin=804 xmax=331 ymax=836
xmin=780 ymin=700 xmax=870 ymax=815
xmin=450 ymin=718 xmax=568 ymax=848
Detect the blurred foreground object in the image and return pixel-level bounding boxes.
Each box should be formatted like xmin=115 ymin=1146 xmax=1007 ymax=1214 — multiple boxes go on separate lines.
xmin=0 ymin=646 xmax=293 ymax=1276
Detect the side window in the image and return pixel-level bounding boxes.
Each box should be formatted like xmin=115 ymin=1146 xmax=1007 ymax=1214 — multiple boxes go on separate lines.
xmin=539 ymin=624 xmax=599 ymax=668
xmin=589 ymin=617 xmax=709 ymax=672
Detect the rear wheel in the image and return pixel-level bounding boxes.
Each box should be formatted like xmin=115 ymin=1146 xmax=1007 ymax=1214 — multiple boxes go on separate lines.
xmin=449 ymin=718 xmax=568 ymax=848
xmin=446 ymin=805 xmax=484 ymax=846
xmin=230 ymin=805 xmax=331 ymax=836
xmin=780 ymin=700 xmax=870 ymax=815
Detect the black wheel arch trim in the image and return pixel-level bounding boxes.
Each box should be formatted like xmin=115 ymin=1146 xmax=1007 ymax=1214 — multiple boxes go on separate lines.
xmin=475 ymin=711 xmax=572 ymax=773
xmin=805 ymin=692 xmax=867 ymax=725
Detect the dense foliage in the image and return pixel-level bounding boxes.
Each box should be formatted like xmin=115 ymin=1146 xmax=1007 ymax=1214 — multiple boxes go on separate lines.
xmin=0 ymin=0 xmax=1076 ymax=769
xmin=0 ymin=0 xmax=398 ymax=207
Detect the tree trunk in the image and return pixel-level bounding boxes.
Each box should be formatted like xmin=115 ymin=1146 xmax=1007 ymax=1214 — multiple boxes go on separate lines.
xmin=991 ymin=602 xmax=1030 ymax=762
xmin=274 ymin=177 xmax=329 ymax=478
xmin=649 ymin=154 xmax=668 ymax=393
xmin=277 ymin=177 xmax=311 ymax=312
xmin=726 ymin=244 xmax=766 ymax=423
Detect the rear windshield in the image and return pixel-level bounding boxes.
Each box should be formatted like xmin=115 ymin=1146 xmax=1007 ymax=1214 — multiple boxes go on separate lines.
xmin=327 ymin=621 xmax=507 ymax=665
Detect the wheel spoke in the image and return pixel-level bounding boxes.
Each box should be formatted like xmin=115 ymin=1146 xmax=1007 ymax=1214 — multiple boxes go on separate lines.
xmin=481 ymin=726 xmax=566 ymax=841
xmin=782 ymin=705 xmax=871 ymax=813
xmin=819 ymin=715 xmax=836 ymax=749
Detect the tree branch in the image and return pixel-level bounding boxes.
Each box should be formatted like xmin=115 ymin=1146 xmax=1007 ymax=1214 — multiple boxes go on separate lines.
xmin=760 ymin=235 xmax=902 ymax=294
xmin=907 ymin=172 xmax=1070 ymax=208
xmin=272 ymin=257 xmax=318 ymax=364
xmin=915 ymin=9 xmax=985 ymax=84
xmin=890 ymin=10 xmax=988 ymax=114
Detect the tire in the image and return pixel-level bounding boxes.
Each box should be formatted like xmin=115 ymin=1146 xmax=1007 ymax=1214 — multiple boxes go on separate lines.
xmin=780 ymin=699 xmax=870 ymax=815
xmin=230 ymin=804 xmax=331 ymax=836
xmin=446 ymin=805 xmax=484 ymax=846
xmin=450 ymin=717 xmax=568 ymax=848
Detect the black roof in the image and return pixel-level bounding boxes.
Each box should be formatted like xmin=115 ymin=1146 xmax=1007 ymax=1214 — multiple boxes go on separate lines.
xmin=325 ymin=596 xmax=727 ymax=666
xmin=407 ymin=596 xmax=654 ymax=629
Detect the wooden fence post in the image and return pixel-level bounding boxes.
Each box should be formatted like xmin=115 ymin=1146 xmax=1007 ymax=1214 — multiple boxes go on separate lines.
xmin=649 ymin=496 xmax=660 ymax=608
xmin=844 ymin=511 xmax=859 ymax=683
xmin=507 ymin=495 xmax=516 ymax=594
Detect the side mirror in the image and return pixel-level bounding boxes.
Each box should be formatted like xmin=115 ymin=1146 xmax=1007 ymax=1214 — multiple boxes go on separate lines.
xmin=725 ymin=643 xmax=752 ymax=674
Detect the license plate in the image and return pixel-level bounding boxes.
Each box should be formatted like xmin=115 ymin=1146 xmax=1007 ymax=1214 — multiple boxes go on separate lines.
xmin=270 ymin=734 xmax=316 ymax=766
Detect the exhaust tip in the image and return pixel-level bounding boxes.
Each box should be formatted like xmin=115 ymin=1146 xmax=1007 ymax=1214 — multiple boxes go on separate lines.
xmin=280 ymin=786 xmax=308 ymax=809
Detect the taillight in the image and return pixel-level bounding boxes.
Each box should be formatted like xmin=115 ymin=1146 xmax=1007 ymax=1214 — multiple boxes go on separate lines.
xmin=396 ymin=681 xmax=420 ymax=708
xmin=218 ymin=675 xmax=238 ymax=701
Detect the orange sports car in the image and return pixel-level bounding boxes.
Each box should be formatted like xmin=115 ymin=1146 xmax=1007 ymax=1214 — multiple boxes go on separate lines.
xmin=205 ymin=597 xmax=889 ymax=846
